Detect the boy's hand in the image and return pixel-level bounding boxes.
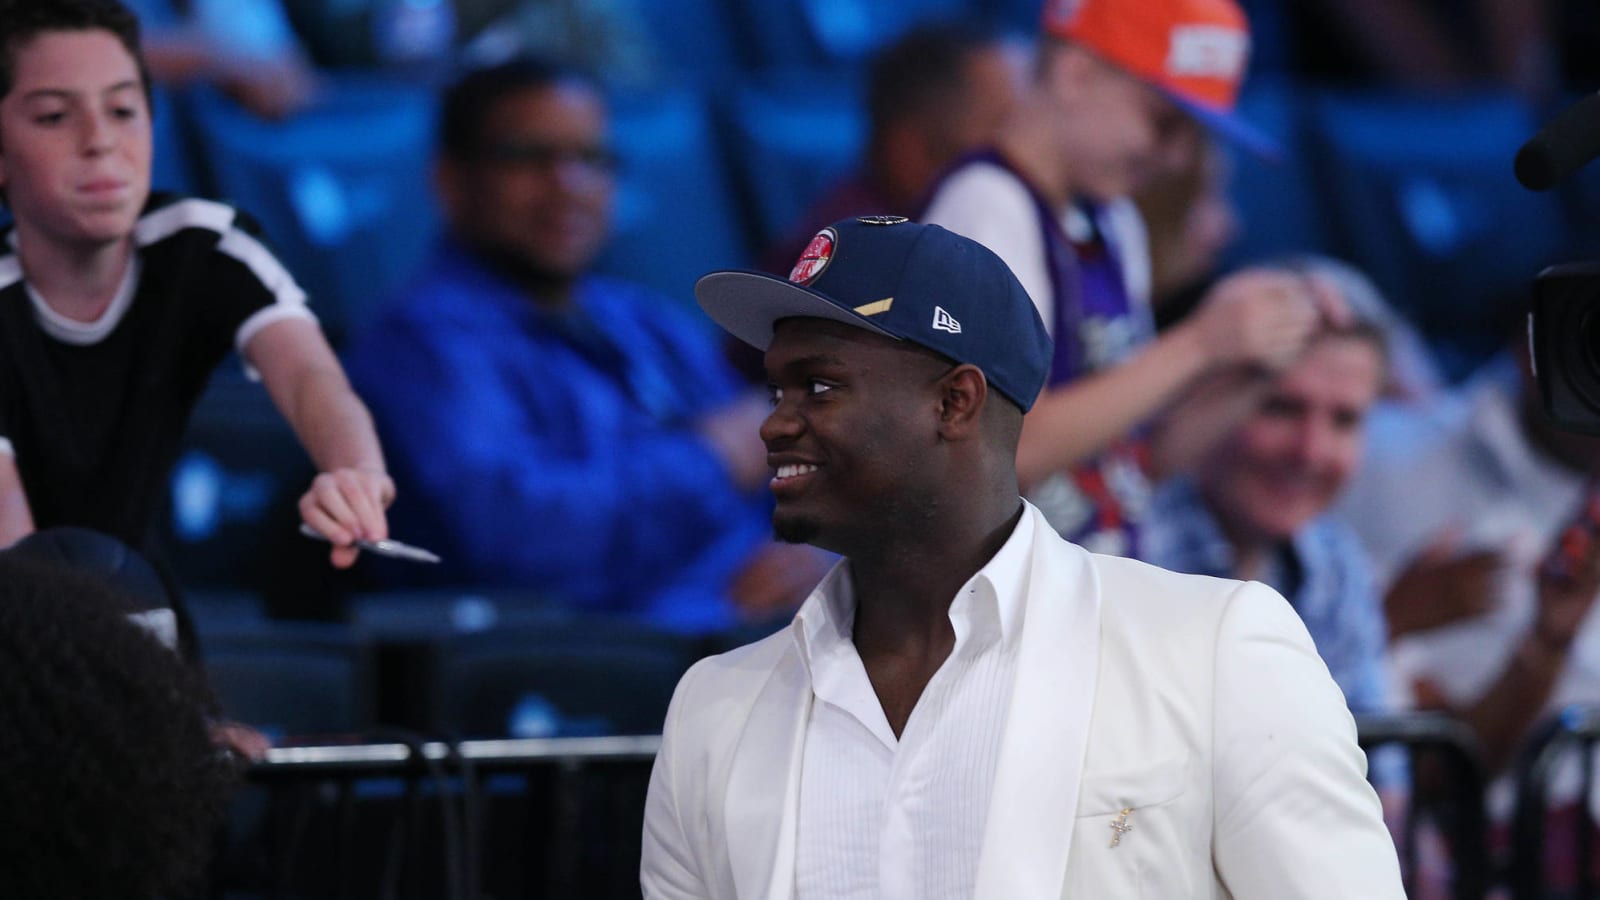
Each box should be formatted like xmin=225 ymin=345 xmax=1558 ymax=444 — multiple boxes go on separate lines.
xmin=1188 ymin=268 xmax=1348 ymax=374
xmin=298 ymin=467 xmax=395 ymax=568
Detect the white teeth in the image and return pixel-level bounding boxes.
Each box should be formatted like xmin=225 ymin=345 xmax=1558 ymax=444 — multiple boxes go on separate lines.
xmin=775 ymin=464 xmax=818 ymax=479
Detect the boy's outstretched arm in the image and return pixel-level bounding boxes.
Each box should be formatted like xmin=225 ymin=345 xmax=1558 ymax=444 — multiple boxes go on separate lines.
xmin=246 ymin=318 xmax=393 ymax=569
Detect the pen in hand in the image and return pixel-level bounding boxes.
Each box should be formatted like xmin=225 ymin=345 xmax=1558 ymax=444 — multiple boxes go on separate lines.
xmin=297 ymin=522 xmax=442 ymax=564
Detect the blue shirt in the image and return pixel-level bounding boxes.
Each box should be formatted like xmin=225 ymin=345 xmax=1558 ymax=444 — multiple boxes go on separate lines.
xmin=344 ymin=240 xmax=770 ymax=632
xmin=1144 ymin=478 xmax=1404 ymax=787
xmin=1144 ymin=477 xmax=1394 ymax=716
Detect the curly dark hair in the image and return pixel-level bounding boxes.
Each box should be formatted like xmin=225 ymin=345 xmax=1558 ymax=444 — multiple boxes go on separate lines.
xmin=0 ymin=0 xmax=150 ymax=105
xmin=0 ymin=556 xmax=239 ymax=899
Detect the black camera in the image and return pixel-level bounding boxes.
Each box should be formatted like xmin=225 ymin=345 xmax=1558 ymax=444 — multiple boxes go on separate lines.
xmin=1517 ymin=92 xmax=1600 ymax=433
xmin=1531 ymin=264 xmax=1600 ymax=434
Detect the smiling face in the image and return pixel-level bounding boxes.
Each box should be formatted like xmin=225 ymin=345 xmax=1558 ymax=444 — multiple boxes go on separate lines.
xmin=760 ymin=317 xmax=955 ymax=555
xmin=1197 ymin=334 xmax=1386 ymax=547
xmin=0 ymin=29 xmax=151 ymax=248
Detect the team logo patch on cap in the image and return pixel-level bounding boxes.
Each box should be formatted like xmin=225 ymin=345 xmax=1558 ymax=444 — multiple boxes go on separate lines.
xmin=1166 ymin=25 xmax=1247 ymax=81
xmin=789 ymin=227 xmax=837 ymax=286
xmin=856 ymin=215 xmax=909 ymax=226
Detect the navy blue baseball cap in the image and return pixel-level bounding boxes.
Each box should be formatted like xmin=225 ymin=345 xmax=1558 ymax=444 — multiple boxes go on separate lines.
xmin=696 ymin=216 xmax=1052 ymax=412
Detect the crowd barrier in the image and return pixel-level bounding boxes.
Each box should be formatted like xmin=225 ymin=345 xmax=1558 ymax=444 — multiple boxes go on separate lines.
xmin=230 ymin=710 xmax=1600 ymax=898
xmin=235 ymin=735 xmax=659 ymax=900
xmin=1358 ymin=712 xmax=1489 ymax=899
xmin=1511 ymin=707 xmax=1600 ymax=899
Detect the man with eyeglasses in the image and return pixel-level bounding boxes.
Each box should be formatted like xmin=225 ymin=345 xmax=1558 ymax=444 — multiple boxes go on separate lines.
xmin=345 ymin=59 xmax=829 ymax=631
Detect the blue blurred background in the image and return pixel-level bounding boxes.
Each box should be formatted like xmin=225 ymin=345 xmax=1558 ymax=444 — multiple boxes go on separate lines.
xmin=128 ymin=0 xmax=1600 ymax=726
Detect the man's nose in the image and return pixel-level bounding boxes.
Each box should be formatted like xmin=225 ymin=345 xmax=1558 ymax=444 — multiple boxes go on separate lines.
xmin=759 ymin=398 xmax=801 ymax=447
xmin=1292 ymin=419 xmax=1337 ymax=467
xmin=552 ymin=155 xmax=611 ymax=195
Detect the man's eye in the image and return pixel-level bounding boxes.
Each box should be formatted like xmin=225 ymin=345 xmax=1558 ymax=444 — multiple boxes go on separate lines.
xmin=33 ymin=112 xmax=66 ymax=126
xmin=767 ymin=386 xmax=783 ymax=407
xmin=111 ymin=106 xmax=139 ymax=120
xmin=808 ymin=381 xmax=833 ymax=396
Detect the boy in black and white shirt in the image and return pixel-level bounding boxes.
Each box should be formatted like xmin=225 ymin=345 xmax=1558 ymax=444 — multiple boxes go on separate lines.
xmin=0 ymin=0 xmax=393 ymax=570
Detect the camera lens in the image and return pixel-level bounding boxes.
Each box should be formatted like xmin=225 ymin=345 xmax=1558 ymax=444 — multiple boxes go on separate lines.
xmin=1578 ymin=303 xmax=1600 ymax=411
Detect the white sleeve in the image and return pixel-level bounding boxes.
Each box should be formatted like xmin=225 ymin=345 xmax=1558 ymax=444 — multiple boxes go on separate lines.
xmin=923 ymin=164 xmax=1056 ymax=337
xmin=641 ymin=662 xmax=712 ymax=899
xmin=218 ymin=225 xmax=318 ymax=381
xmin=1211 ymin=581 xmax=1405 ymax=899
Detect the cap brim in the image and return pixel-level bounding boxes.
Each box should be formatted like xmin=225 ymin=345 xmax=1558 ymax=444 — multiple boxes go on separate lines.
xmin=695 ymin=269 xmax=898 ymax=350
xmin=1167 ymin=92 xmax=1282 ymax=162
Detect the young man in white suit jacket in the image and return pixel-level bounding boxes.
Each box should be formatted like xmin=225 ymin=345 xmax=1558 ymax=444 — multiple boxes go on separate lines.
xmin=644 ymin=216 xmax=1404 ymax=899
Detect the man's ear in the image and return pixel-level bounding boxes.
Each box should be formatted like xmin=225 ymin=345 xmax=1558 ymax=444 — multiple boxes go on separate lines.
xmin=936 ymin=364 xmax=988 ymax=440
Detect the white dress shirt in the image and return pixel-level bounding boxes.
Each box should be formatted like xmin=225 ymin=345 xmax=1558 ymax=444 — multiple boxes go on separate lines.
xmin=792 ymin=509 xmax=1035 ymax=900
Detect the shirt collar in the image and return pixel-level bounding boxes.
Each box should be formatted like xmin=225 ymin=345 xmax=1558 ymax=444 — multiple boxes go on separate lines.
xmin=23 ymin=247 xmax=142 ymax=346
xmin=791 ymin=504 xmax=1037 ymax=677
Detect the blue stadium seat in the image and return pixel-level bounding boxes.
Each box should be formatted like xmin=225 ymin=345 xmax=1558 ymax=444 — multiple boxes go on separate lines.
xmin=725 ymin=0 xmax=974 ymax=69
xmin=199 ymin=619 xmax=370 ymax=738
xmin=721 ymin=69 xmax=866 ymax=249
xmin=165 ymin=363 xmax=310 ymax=592
xmin=1305 ymin=88 xmax=1565 ymax=364
xmin=150 ymin=86 xmax=204 ymax=197
xmin=637 ymin=0 xmax=743 ymax=84
xmin=184 ymin=588 xmax=267 ymax=632
xmin=188 ymin=75 xmax=440 ymax=343
xmin=426 ymin=621 xmax=701 ymax=737
xmin=1222 ymin=76 xmax=1331 ymax=267
xmin=596 ymin=84 xmax=752 ymax=307
xmin=348 ymin=588 xmax=570 ymax=641
xmin=1234 ymin=0 xmax=1294 ymax=76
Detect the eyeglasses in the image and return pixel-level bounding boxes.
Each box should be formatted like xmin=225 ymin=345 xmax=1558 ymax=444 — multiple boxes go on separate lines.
xmin=476 ymin=141 xmax=620 ymax=176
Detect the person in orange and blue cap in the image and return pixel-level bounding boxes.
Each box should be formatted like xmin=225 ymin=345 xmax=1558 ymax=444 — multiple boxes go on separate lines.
xmin=924 ymin=0 xmax=1346 ymax=561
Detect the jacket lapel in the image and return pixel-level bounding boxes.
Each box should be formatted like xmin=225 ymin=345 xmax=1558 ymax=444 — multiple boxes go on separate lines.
xmin=724 ymin=644 xmax=812 ymax=900
xmin=973 ymin=507 xmax=1103 ymax=899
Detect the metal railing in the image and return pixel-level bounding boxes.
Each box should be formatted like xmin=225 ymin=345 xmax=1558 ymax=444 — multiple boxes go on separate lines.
xmin=234 ymin=735 xmax=661 ymax=900
xmin=1511 ymin=706 xmax=1600 ymax=899
xmin=1357 ymin=712 xmax=1490 ymax=900
xmin=238 ymin=712 xmax=1600 ymax=899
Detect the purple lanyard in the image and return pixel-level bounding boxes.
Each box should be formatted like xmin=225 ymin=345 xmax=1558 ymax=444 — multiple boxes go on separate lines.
xmin=959 ymin=151 xmax=1152 ymax=555
xmin=967 ymin=151 xmax=1141 ymax=383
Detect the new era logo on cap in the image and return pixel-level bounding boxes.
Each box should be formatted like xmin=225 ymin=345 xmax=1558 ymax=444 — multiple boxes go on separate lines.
xmin=932 ymin=306 xmax=962 ymax=334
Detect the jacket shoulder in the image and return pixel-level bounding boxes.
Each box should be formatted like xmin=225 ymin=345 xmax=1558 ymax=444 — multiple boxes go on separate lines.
xmin=666 ymin=628 xmax=794 ymax=727
xmin=1081 ymin=542 xmax=1254 ymax=619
